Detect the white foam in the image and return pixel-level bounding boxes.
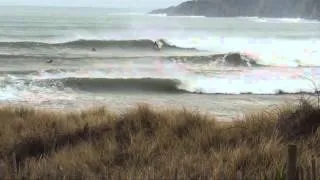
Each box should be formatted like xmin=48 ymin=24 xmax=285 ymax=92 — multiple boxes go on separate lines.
xmin=0 ymin=86 xmax=19 ymax=101
xmin=26 ymin=60 xmax=191 ymax=80
xmin=0 ymin=74 xmax=77 ymax=103
xmin=270 ymin=18 xmax=319 ymax=24
xmin=238 ymin=17 xmax=320 ymax=24
xmin=2 ymin=63 xmax=320 ymax=98
xmin=147 ymin=13 xmax=167 ymax=17
xmin=17 ymin=63 xmax=320 ymax=95
xmin=167 ymin=36 xmax=320 ymax=67
xmin=177 ymin=68 xmax=320 ymax=94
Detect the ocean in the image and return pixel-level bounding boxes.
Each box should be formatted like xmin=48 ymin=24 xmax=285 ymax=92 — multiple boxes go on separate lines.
xmin=0 ymin=6 xmax=319 ymax=120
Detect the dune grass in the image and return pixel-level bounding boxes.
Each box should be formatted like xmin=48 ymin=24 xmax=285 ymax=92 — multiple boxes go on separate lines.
xmin=0 ymin=96 xmax=320 ymax=179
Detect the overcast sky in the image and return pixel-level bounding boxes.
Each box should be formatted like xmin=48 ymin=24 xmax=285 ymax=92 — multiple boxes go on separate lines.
xmin=0 ymin=0 xmax=185 ymax=9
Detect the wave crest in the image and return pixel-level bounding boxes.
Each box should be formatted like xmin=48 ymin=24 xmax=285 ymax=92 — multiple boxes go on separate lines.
xmin=0 ymin=39 xmax=198 ymax=51
xmin=34 ymin=77 xmax=187 ymax=93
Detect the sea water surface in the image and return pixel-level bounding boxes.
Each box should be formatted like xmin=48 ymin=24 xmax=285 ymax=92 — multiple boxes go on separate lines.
xmin=0 ymin=6 xmax=319 ymax=119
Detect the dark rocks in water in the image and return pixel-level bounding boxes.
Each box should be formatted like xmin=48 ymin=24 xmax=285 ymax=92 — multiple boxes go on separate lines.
xmin=92 ymin=48 xmax=96 ymax=52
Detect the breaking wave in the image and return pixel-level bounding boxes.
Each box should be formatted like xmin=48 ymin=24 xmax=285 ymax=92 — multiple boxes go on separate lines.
xmin=246 ymin=17 xmax=320 ymax=24
xmin=3 ymin=73 xmax=319 ymax=95
xmin=20 ymin=77 xmax=187 ymax=93
xmin=0 ymin=39 xmax=198 ymax=51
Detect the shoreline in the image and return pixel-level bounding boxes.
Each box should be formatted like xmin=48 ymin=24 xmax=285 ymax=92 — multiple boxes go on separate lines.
xmin=0 ymin=93 xmax=306 ymax=121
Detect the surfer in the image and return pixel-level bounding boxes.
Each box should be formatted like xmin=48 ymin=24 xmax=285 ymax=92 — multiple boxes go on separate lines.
xmin=153 ymin=41 xmax=160 ymax=50
xmin=92 ymin=48 xmax=96 ymax=52
xmin=153 ymin=39 xmax=164 ymax=51
xmin=46 ymin=59 xmax=53 ymax=63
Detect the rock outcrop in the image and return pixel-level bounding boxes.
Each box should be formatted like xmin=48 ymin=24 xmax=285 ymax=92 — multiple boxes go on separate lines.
xmin=150 ymin=0 xmax=320 ymax=20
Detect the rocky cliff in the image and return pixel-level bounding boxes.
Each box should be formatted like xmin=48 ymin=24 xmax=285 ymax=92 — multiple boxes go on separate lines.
xmin=150 ymin=0 xmax=320 ymax=19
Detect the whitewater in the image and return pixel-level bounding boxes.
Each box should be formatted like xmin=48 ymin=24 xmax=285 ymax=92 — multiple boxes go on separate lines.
xmin=0 ymin=6 xmax=319 ymax=119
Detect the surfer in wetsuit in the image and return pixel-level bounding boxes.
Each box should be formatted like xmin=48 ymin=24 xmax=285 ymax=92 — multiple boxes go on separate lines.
xmin=153 ymin=39 xmax=163 ymax=51
xmin=153 ymin=41 xmax=160 ymax=50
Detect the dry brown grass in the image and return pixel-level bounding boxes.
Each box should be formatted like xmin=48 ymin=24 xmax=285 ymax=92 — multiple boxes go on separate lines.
xmin=0 ymin=98 xmax=320 ymax=179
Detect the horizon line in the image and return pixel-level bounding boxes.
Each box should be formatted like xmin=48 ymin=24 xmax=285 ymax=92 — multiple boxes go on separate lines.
xmin=0 ymin=4 xmax=162 ymax=11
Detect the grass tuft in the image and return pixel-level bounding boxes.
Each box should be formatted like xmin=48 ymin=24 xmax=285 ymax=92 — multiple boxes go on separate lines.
xmin=0 ymin=97 xmax=319 ymax=179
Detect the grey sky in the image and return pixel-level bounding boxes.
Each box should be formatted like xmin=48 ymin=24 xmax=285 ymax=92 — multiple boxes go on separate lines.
xmin=0 ymin=0 xmax=185 ymax=9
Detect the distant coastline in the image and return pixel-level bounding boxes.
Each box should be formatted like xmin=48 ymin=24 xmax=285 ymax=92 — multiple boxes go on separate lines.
xmin=149 ymin=0 xmax=320 ymax=20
